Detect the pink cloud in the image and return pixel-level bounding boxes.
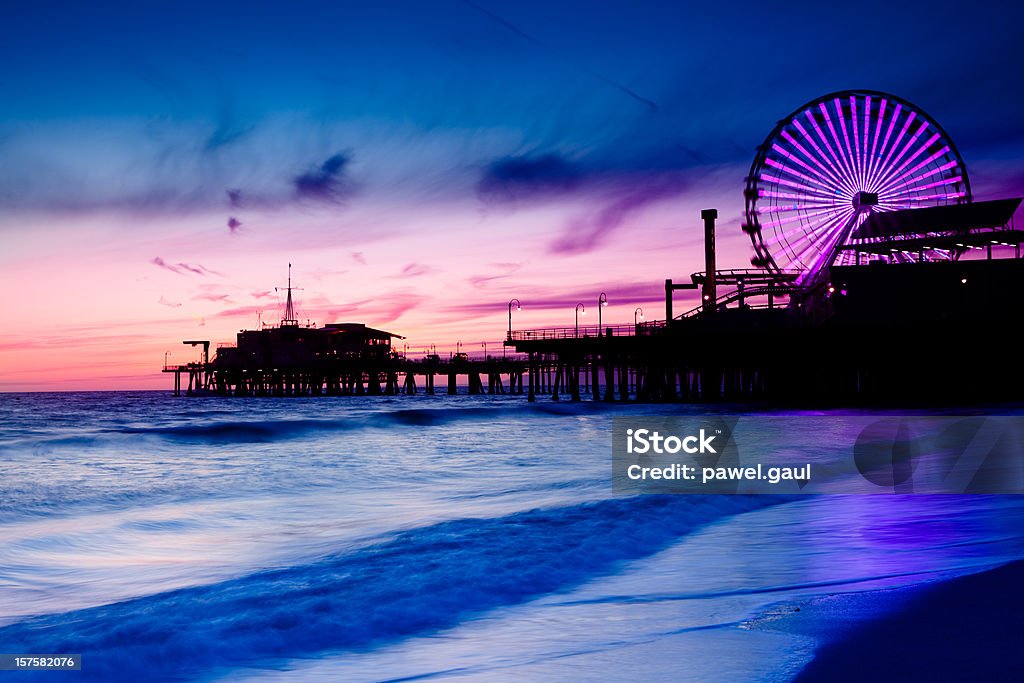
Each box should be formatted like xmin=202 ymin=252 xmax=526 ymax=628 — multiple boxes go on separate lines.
xmin=151 ymin=257 xmax=223 ymax=277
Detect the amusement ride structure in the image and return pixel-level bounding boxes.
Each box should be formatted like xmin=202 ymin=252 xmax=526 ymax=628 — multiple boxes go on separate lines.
xmin=677 ymin=90 xmax=981 ymax=314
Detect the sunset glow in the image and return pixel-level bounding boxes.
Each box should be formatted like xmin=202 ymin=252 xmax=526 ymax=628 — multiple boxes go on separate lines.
xmin=2 ymin=1 xmax=1023 ymax=390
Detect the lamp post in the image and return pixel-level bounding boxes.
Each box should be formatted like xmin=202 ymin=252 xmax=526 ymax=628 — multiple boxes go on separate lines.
xmin=634 ymin=307 xmax=644 ymax=326
xmin=507 ymin=298 xmax=522 ymax=340
xmin=481 ymin=341 xmax=487 ymax=360
xmin=164 ymin=351 xmax=172 ymax=369
xmin=575 ymin=303 xmax=586 ymax=338
xmin=598 ymin=292 xmax=608 ymax=334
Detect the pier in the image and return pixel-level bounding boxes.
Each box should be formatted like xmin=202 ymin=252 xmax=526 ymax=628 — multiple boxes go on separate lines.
xmin=166 ymin=198 xmax=1024 ymax=405
xmin=164 ymin=90 xmax=1024 ymax=406
xmin=164 ymin=349 xmax=526 ymax=398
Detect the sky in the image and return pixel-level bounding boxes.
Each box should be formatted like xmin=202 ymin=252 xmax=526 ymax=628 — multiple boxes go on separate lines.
xmin=2 ymin=0 xmax=1024 ymax=390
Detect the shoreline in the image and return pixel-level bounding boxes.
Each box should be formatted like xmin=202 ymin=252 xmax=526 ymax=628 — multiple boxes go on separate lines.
xmin=752 ymin=559 xmax=1024 ymax=681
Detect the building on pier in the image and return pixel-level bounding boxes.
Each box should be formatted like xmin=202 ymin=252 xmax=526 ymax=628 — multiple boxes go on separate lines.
xmin=163 ymin=266 xmax=527 ymax=397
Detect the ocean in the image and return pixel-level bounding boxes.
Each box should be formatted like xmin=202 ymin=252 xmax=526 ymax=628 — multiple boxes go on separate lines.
xmin=2 ymin=392 xmax=1024 ymax=681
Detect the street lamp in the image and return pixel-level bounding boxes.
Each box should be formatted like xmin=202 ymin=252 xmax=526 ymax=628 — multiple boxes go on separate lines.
xmin=507 ymin=298 xmax=522 ymax=340
xmin=575 ymin=303 xmax=586 ymax=338
xmin=598 ymin=292 xmax=608 ymax=334
xmin=635 ymin=307 xmax=644 ymax=326
xmin=481 ymin=341 xmax=487 ymax=359
xmin=164 ymin=351 xmax=172 ymax=368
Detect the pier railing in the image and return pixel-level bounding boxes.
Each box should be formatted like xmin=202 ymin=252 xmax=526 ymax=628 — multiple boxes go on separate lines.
xmin=676 ymin=284 xmax=800 ymax=319
xmin=507 ymin=322 xmax=663 ymax=341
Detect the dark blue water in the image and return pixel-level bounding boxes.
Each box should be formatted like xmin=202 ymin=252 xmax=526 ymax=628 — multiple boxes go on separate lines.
xmin=2 ymin=392 xmax=1024 ymax=681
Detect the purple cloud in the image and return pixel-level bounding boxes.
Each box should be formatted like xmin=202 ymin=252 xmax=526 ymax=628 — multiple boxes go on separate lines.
xmin=151 ymin=257 xmax=222 ymax=277
xmin=550 ymin=178 xmax=687 ymax=255
xmin=478 ymin=154 xmax=581 ymax=203
xmin=294 ymin=153 xmax=354 ymax=203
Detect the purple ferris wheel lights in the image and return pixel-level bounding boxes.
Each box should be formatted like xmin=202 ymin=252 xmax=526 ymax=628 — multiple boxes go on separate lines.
xmin=835 ymin=98 xmax=857 ymax=183
xmin=867 ymin=101 xmax=899 ymax=189
xmin=881 ymin=143 xmax=951 ymax=192
xmin=745 ymin=90 xmax=971 ymax=288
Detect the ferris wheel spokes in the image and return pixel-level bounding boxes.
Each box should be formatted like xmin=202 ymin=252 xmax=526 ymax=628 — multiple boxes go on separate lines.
xmin=744 ymin=90 xmax=971 ymax=290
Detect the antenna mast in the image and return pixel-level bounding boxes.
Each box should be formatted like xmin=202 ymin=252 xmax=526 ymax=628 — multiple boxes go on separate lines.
xmin=276 ymin=263 xmax=302 ymax=327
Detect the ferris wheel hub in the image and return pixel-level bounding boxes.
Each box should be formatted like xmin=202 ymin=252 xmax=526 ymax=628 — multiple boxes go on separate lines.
xmin=853 ymin=191 xmax=878 ymax=210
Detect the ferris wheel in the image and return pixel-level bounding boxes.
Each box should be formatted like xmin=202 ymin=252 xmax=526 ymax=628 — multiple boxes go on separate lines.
xmin=743 ymin=90 xmax=971 ymax=289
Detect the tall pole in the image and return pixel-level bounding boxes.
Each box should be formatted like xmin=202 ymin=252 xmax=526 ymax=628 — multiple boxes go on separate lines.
xmin=481 ymin=341 xmax=487 ymax=359
xmin=634 ymin=307 xmax=643 ymax=326
xmin=665 ymin=279 xmax=673 ymax=320
xmin=702 ymin=209 xmax=718 ymax=314
xmin=575 ymin=303 xmax=586 ymax=338
xmin=507 ymin=298 xmax=521 ymax=340
xmin=598 ymin=292 xmax=608 ymax=335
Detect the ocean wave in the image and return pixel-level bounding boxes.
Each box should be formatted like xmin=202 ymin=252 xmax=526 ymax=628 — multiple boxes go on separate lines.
xmin=107 ymin=406 xmax=518 ymax=444
xmin=116 ymin=418 xmax=350 ymax=443
xmin=0 ymin=495 xmax=788 ymax=681
xmin=2 ymin=398 xmax=701 ymax=450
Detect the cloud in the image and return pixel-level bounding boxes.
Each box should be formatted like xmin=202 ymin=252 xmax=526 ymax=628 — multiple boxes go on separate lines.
xmin=468 ymin=262 xmax=522 ymax=288
xmin=214 ymin=304 xmax=266 ymax=320
xmin=293 ymin=152 xmax=354 ymax=203
xmin=351 ymin=252 xmax=367 ymax=265
xmin=192 ymin=292 xmax=232 ymax=303
xmin=157 ymin=296 xmax=182 ymax=307
xmin=215 ymin=291 xmax=423 ymax=327
xmin=394 ymin=262 xmax=435 ymax=278
xmin=151 ymin=257 xmax=183 ymax=274
xmin=477 ymin=154 xmax=581 ymax=203
xmin=150 ymin=257 xmax=222 ymax=277
xmin=549 ymin=177 xmax=687 ymax=255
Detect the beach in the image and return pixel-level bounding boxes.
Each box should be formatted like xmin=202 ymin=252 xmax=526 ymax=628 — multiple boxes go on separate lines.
xmin=784 ymin=559 xmax=1024 ymax=682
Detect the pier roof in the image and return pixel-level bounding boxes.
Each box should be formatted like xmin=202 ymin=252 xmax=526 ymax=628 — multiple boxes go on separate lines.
xmin=322 ymin=322 xmax=405 ymax=339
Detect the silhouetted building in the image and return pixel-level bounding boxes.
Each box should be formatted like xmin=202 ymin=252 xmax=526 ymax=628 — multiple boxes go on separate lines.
xmin=214 ymin=322 xmax=402 ymax=372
